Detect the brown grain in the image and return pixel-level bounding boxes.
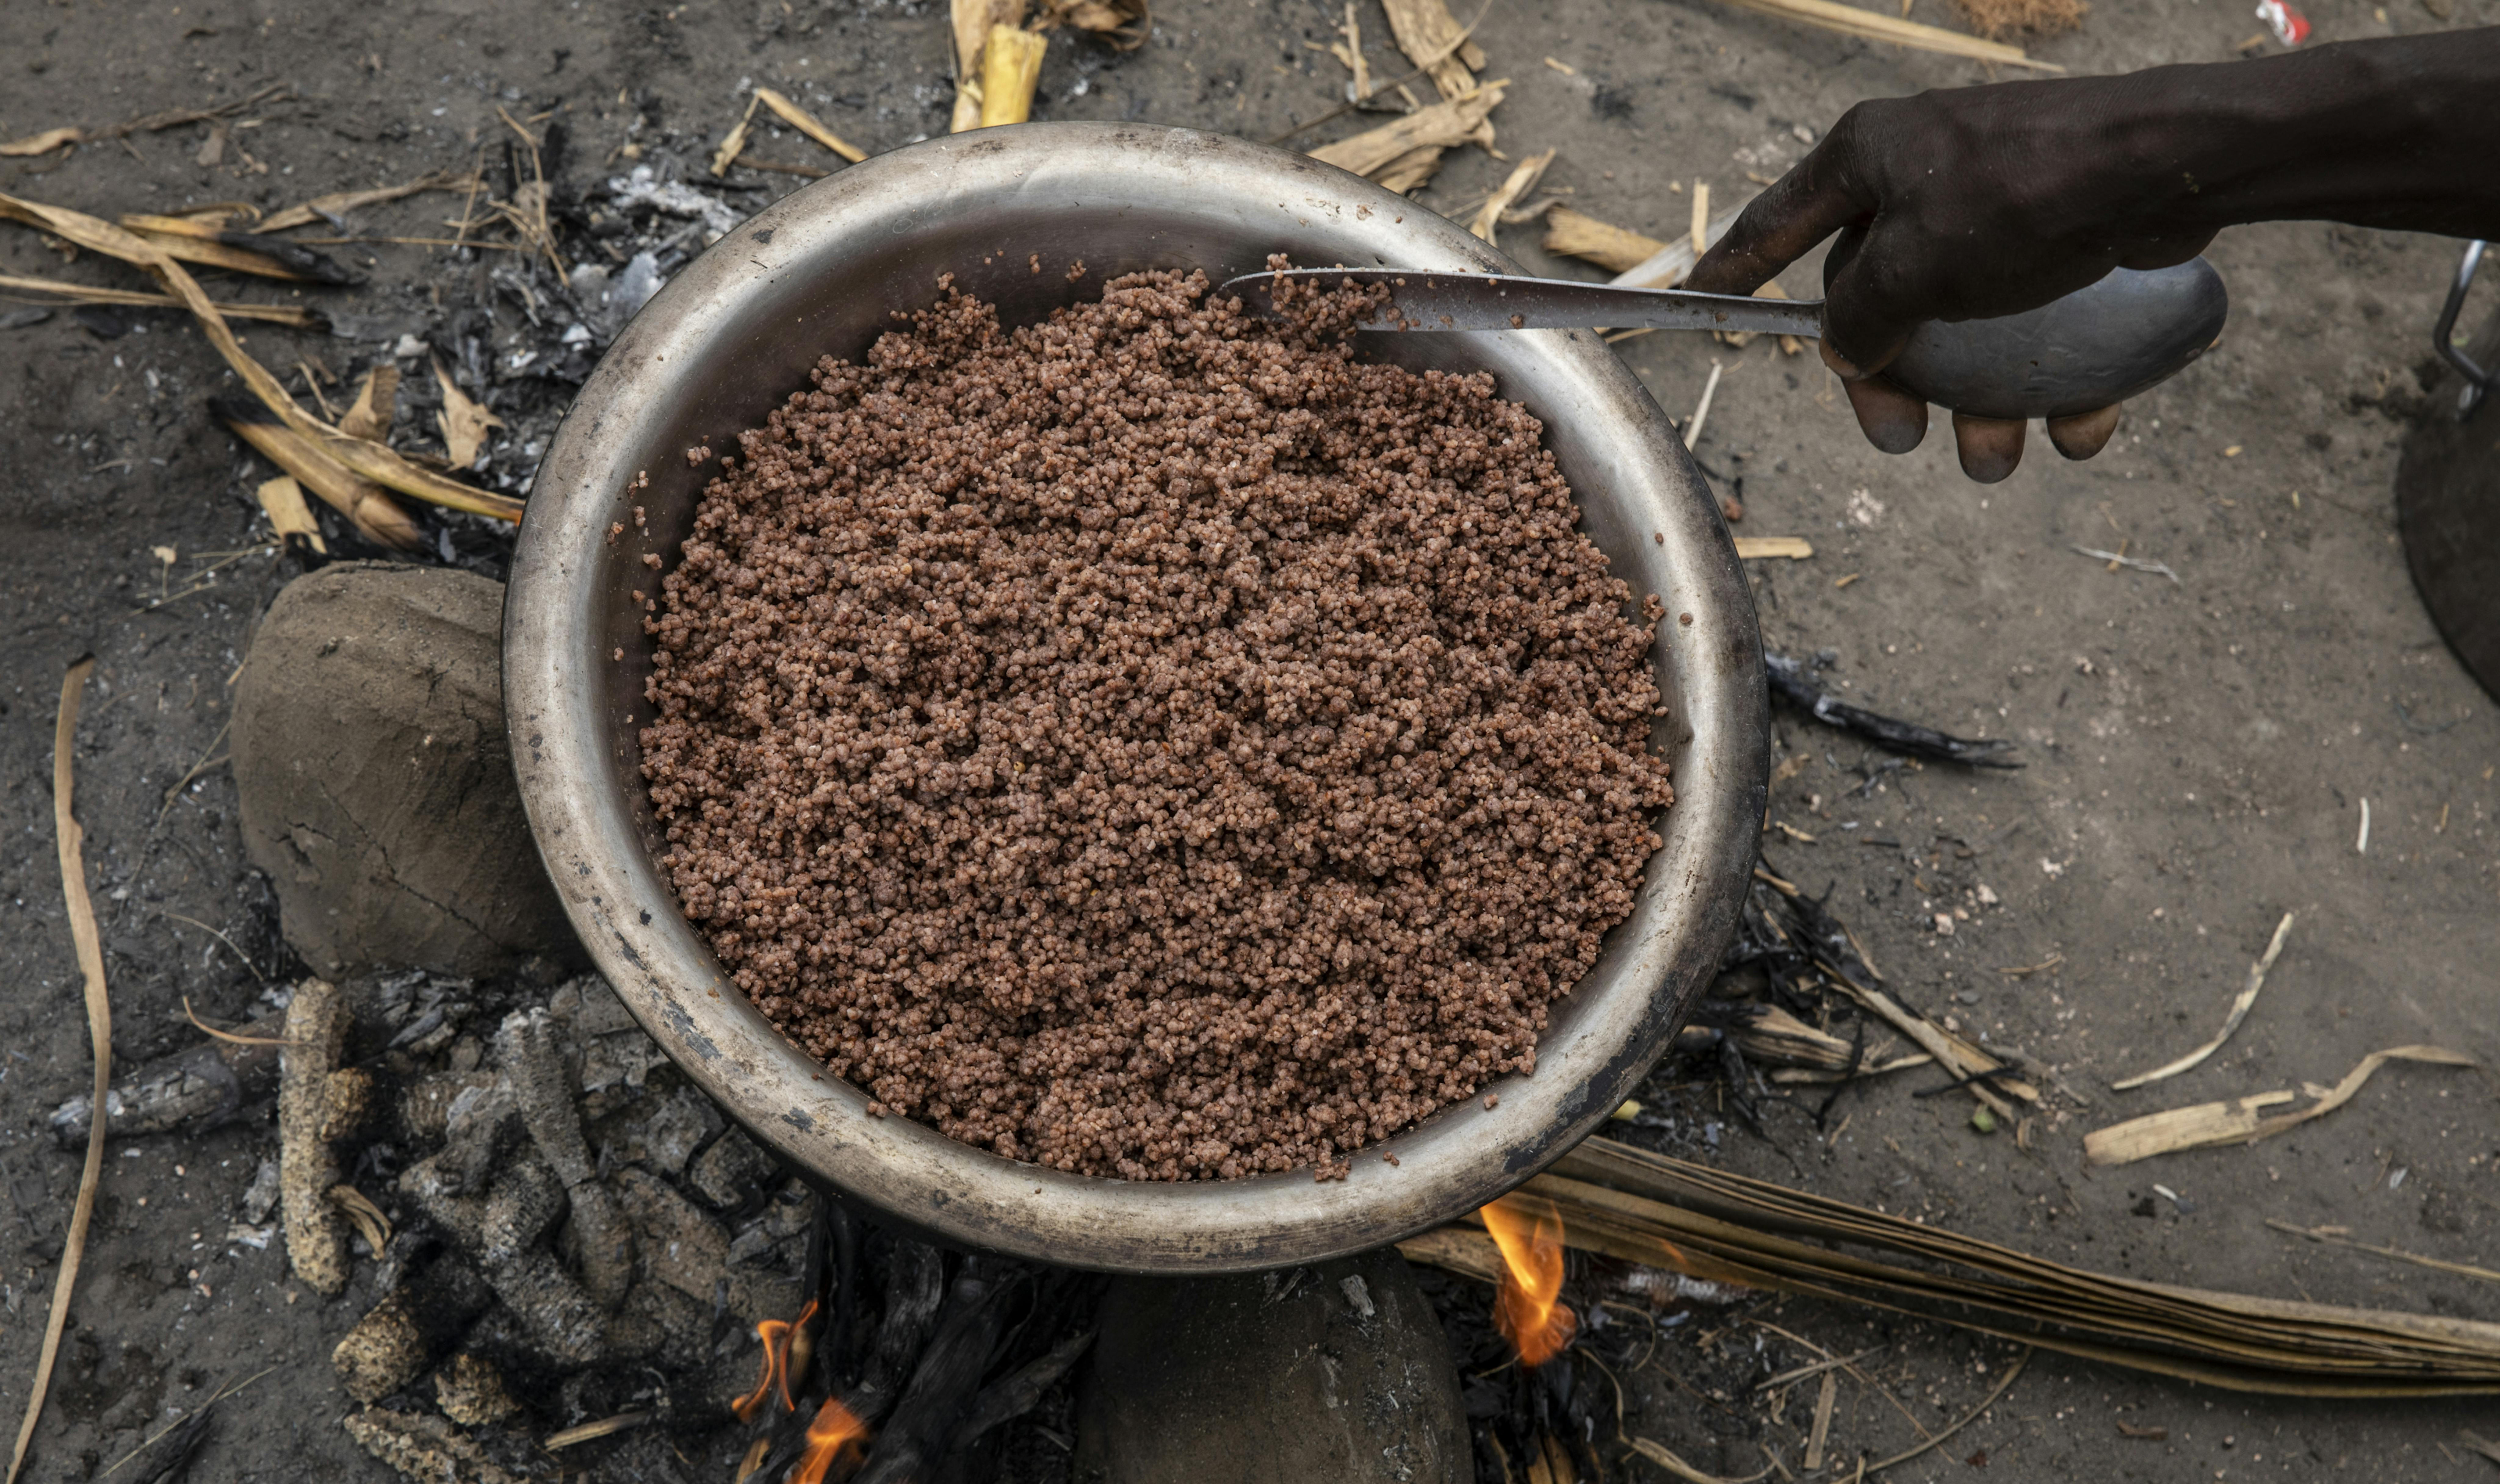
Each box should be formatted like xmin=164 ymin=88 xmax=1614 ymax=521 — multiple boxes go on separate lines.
xmin=640 ymin=266 xmax=1674 ymax=1181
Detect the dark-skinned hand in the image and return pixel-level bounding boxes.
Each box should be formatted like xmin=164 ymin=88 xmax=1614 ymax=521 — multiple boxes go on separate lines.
xmin=1685 ymin=30 xmax=2500 ymax=481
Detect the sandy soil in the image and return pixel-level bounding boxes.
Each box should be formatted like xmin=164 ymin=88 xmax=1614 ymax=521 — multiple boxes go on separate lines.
xmin=2 ymin=0 xmax=2494 ymax=1478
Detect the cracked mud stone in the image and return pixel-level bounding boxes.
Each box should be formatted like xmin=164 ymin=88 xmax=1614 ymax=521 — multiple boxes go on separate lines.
xmin=232 ymin=562 xmax=579 ymax=978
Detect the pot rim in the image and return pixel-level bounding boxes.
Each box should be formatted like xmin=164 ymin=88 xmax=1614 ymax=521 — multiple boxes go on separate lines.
xmin=505 ymin=122 xmax=1767 ymax=1272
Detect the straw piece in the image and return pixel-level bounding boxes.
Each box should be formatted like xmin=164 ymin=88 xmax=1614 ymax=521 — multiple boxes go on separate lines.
xmin=0 ymin=127 xmax=84 ymax=158
xmin=0 ymin=272 xmax=323 ymax=327
xmin=755 ymin=88 xmax=867 ymax=164
xmin=1543 ymin=205 xmax=1667 ymax=273
xmin=121 ymin=225 xmax=313 ymax=281
xmin=253 ymin=172 xmax=481 ymax=233
xmin=1612 ymin=203 xmax=1750 ymax=289
xmin=2085 ymin=1046 xmax=2477 ymax=1166
xmin=1701 ymin=0 xmax=2061 ymax=70
xmin=2111 ymin=913 xmax=2293 ymax=1090
xmin=1735 ymin=537 xmax=1814 ymax=560
xmin=979 ymin=25 xmax=1051 ymax=127
xmin=6 ymin=659 xmax=112 ymax=1484
xmin=1469 ymin=149 xmax=1555 ymax=242
xmin=710 ymin=92 xmax=764 ymax=177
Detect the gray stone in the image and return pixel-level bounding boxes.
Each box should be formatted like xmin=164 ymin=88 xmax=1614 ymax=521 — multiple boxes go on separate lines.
xmin=232 ymin=562 xmax=578 ymax=979
xmin=686 ymin=1126 xmax=778 ymax=1209
xmin=1074 ymin=1250 xmax=1472 ymax=1484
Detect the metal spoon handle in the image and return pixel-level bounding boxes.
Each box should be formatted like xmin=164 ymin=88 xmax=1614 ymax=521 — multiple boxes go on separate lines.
xmin=1220 ymin=259 xmax=2230 ymax=422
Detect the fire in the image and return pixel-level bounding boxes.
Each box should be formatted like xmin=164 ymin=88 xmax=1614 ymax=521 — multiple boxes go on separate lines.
xmin=731 ymin=1297 xmax=820 ymax=1423
xmin=1480 ymin=1194 xmax=1577 ymax=1367
xmin=791 ymin=1396 xmax=871 ymax=1484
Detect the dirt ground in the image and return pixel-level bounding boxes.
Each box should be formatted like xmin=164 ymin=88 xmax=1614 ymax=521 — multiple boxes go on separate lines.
xmin=4 ymin=0 xmax=2497 ymax=1479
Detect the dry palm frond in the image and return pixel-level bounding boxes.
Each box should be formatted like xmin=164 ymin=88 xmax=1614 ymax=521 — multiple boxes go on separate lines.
xmin=1404 ymin=1135 xmax=2500 ymax=1398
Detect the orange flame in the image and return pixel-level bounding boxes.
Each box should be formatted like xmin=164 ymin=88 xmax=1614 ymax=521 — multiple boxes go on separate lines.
xmin=731 ymin=1297 xmax=821 ymax=1423
xmin=1480 ymin=1195 xmax=1577 ymax=1367
xmin=791 ymin=1396 xmax=871 ymax=1484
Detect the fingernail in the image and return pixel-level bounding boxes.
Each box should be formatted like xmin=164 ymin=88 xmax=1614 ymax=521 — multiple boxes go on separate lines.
xmin=1816 ymin=338 xmax=1863 ymax=380
xmin=2047 ymin=405 xmax=2123 ymax=461
xmin=1953 ymin=414 xmax=2026 ymax=484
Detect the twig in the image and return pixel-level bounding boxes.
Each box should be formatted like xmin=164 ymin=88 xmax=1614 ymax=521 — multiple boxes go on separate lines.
xmin=2111 ymin=913 xmax=2292 ymax=1090
xmin=2266 ymin=1220 xmax=2500 ymax=1287
xmin=156 ymin=911 xmax=266 ymax=982
xmin=8 ymin=657 xmax=113 ymax=1484
xmin=1684 ymin=359 xmax=1726 ymax=450
xmin=2070 ymin=545 xmax=2180 ymax=582
xmin=546 ymin=1413 xmax=652 ymax=1450
xmin=154 ymin=718 xmax=233 ymax=825
xmin=182 ymin=996 xmax=300 ymax=1047
xmin=1860 ymin=1349 xmax=2029 ymax=1476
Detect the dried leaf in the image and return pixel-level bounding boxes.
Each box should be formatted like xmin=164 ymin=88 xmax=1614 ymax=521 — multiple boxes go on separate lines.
xmin=433 ymin=358 xmax=504 ymax=471
xmin=2111 ymin=913 xmax=2293 ymax=1090
xmin=0 ymin=127 xmax=83 ymax=158
xmin=952 ymin=0 xmax=1028 ymax=130
xmin=1035 ymin=0 xmax=1149 ymax=48
xmin=338 ymin=364 xmax=399 ymax=443
xmin=1310 ymin=81 xmax=1505 ymax=183
xmin=255 ymin=475 xmax=327 ymax=554
xmin=979 ymin=25 xmax=1050 ymax=127
xmin=1470 ymin=148 xmax=1555 ymax=242
xmin=8 ymin=659 xmax=111 ymax=1484
xmin=2086 ymin=1046 xmax=2477 ymax=1166
xmin=754 ymin=88 xmax=867 ymax=164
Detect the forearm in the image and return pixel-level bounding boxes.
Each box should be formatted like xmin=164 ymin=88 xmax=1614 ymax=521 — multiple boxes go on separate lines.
xmin=2056 ymin=31 xmax=2500 ymax=241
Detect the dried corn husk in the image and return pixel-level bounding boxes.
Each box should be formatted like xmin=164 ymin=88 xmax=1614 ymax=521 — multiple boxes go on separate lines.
xmin=1543 ymin=205 xmax=1667 ymax=273
xmin=979 ymin=25 xmax=1050 ymax=127
xmin=1310 ymin=81 xmax=1505 ymax=189
xmin=0 ymin=191 xmax=521 ymax=522
xmin=1469 ymin=149 xmax=1555 ymax=242
xmin=2085 ymin=1046 xmax=2476 ymax=1166
xmin=1379 ymin=0 xmax=1487 ymax=100
xmin=1035 ymin=0 xmax=1149 ymax=48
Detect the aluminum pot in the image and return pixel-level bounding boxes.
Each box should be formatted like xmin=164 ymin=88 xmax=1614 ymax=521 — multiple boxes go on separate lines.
xmin=505 ymin=122 xmax=1767 ymax=1272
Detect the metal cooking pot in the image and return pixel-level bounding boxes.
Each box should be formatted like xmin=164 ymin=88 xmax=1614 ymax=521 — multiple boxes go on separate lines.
xmin=505 ymin=123 xmax=1768 ymax=1272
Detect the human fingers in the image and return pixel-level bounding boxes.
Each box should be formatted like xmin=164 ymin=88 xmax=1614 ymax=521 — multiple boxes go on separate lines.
xmin=1684 ymin=110 xmax=1880 ymax=297
xmin=1835 ymin=365 xmax=1929 ymax=454
xmin=1816 ymin=220 xmax=1940 ymax=382
xmin=2046 ymin=404 xmax=2123 ymax=460
xmin=1951 ymin=412 xmax=2027 ymax=483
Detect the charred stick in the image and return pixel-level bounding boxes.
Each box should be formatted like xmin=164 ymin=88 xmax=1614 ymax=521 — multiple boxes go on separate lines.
xmin=1763 ymin=652 xmax=2020 ymax=768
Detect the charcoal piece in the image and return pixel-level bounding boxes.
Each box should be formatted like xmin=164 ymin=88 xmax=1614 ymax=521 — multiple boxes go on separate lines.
xmin=479 ymin=1153 xmax=565 ymax=1266
xmin=847 ymin=1262 xmax=1022 ymax=1484
xmin=47 ymin=1018 xmax=281 ymax=1146
xmin=614 ymin=1166 xmax=800 ymax=1324
xmin=1762 ymin=651 xmax=2021 ymax=767
xmin=342 ymin=1406 xmax=522 ymax=1484
xmin=686 ymin=1127 xmax=775 ymax=1209
xmin=846 ymin=1240 xmax=947 ymax=1427
xmin=486 ymin=1248 xmax=606 ymax=1366
xmin=333 ymin=1257 xmax=497 ymax=1403
xmin=217 ymin=229 xmax=363 ymax=284
xmin=433 ymin=1353 xmax=521 ymax=1427
xmin=959 ymin=1329 xmax=1094 ymax=1440
xmin=399 ymin=1070 xmax=499 ymax=1143
xmin=1073 ymin=1249 xmax=1469 ymax=1483
xmin=500 ymin=1007 xmax=636 ymax=1307
xmin=437 ymin=1080 xmax=517 ymax=1195
xmin=629 ymin=1088 xmax=720 ymax=1177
